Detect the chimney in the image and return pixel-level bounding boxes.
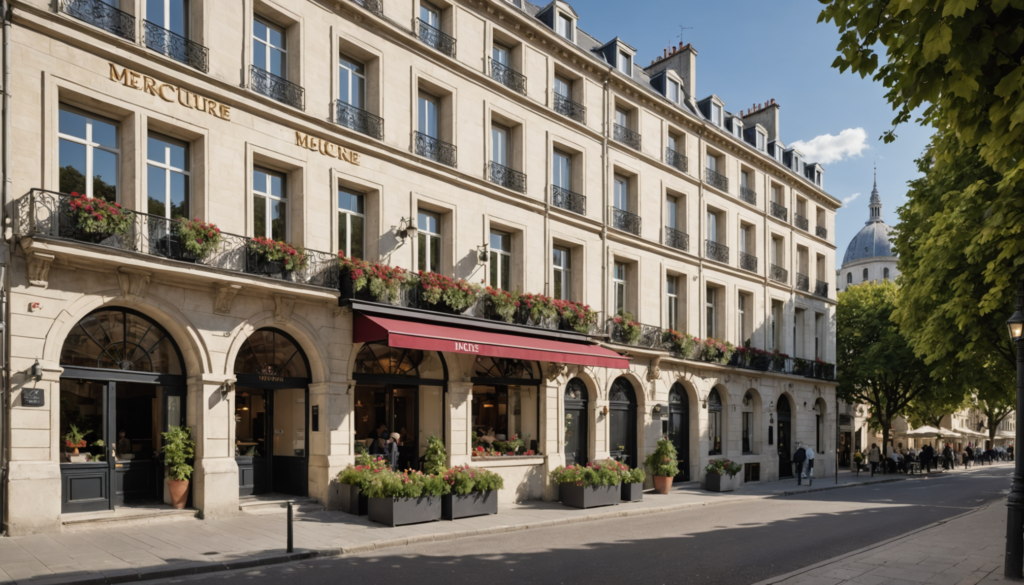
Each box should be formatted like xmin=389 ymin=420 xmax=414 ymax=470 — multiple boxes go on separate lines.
xmin=742 ymin=98 xmax=782 ymax=142
xmin=643 ymin=43 xmax=698 ymax=102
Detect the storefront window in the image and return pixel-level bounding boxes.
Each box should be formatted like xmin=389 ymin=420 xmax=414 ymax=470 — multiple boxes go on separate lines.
xmin=60 ymin=309 xmax=183 ymax=374
xmin=235 ymin=329 xmax=309 ymax=378
xmin=471 ymin=357 xmax=539 ymax=454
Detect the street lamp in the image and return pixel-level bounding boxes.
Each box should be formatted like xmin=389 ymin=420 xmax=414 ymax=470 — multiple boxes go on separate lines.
xmin=1004 ymin=278 xmax=1024 ymax=579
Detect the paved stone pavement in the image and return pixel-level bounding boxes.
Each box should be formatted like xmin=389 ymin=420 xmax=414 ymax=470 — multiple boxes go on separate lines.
xmin=0 ymin=464 xmax=1008 ymax=585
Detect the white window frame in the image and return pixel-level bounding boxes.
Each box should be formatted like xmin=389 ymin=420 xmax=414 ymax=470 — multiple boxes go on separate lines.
xmin=146 ymin=133 xmax=190 ymax=219
xmin=617 ymin=50 xmax=632 ymax=76
xmin=492 ymin=43 xmax=510 ymax=67
xmin=706 ymin=153 xmax=717 ymax=173
xmin=338 ymin=188 xmax=365 ymax=259
xmin=554 ymin=75 xmax=571 ymax=99
xmin=489 ymin=230 xmax=512 ymax=290
xmin=491 ymin=123 xmax=509 ymax=166
xmin=553 ymin=246 xmax=571 ymax=301
xmin=418 ymin=210 xmax=441 ymax=273
xmin=712 ymin=104 xmax=722 ymax=126
xmin=420 ymin=1 xmax=440 ymax=27
xmin=613 ymin=262 xmax=627 ymax=314
xmin=58 ymin=106 xmax=120 ymax=201
xmin=667 ymin=79 xmax=680 ymax=103
xmin=666 ymin=195 xmax=678 ymax=231
xmin=613 ymin=174 xmax=629 ymax=211
xmin=556 ymin=12 xmax=573 ymax=41
xmin=706 ymin=286 xmax=716 ymax=339
xmin=253 ymin=17 xmax=286 ymax=77
xmin=253 ymin=167 xmax=287 ymax=240
xmin=707 ymin=210 xmax=718 ymax=243
xmin=553 ymin=149 xmax=572 ymax=190
xmin=667 ymin=276 xmax=679 ymax=331
xmin=756 ymin=131 xmax=766 ymax=151
xmin=738 ymin=293 xmax=747 ymax=344
xmin=614 ymin=107 xmax=629 ymax=129
xmin=338 ymin=53 xmax=366 ymax=109
xmin=418 ymin=92 xmax=439 ymax=137
xmin=149 ymin=0 xmax=188 ymax=37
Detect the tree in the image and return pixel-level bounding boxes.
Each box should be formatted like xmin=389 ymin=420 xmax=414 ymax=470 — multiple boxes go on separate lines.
xmin=906 ymin=379 xmax=967 ymax=430
xmin=837 ymin=281 xmax=932 ymax=454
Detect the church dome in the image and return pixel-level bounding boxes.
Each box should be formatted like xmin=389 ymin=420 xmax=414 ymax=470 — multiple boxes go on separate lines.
xmin=841 ymin=170 xmax=897 ymax=267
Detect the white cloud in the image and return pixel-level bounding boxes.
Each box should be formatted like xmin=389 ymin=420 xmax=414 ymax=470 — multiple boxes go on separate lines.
xmin=843 ymin=192 xmax=861 ymax=205
xmin=791 ymin=128 xmax=869 ymax=164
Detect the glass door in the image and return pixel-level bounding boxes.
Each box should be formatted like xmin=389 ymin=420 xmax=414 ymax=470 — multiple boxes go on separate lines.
xmin=59 ymin=379 xmax=112 ymax=513
xmin=668 ymin=386 xmax=689 ymax=482
xmin=392 ymin=387 xmax=418 ymax=471
xmin=270 ymin=387 xmax=308 ymax=496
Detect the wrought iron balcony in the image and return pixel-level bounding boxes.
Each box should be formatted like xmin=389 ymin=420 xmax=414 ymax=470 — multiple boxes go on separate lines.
xmin=553 ymin=93 xmax=586 ymax=124
xmin=334 ymin=100 xmax=384 ymax=140
xmin=607 ymin=320 xmax=666 ymax=349
xmin=418 ymin=20 xmax=456 ymax=58
xmin=739 ymin=186 xmax=757 ymax=205
xmin=17 ymin=189 xmax=340 ymax=289
xmin=664 ymin=226 xmax=688 ymax=252
xmin=770 ymin=201 xmax=788 ymax=221
xmin=609 ymin=206 xmax=641 ymax=236
xmin=770 ymin=264 xmax=788 ymax=283
xmin=614 ymin=124 xmax=641 ymax=151
xmin=665 ymin=148 xmax=688 ymax=173
xmin=415 ymin=131 xmax=457 ymax=167
xmin=706 ymin=167 xmax=728 ymax=192
xmin=796 ymin=273 xmax=810 ymax=292
xmin=488 ymin=161 xmax=526 ymax=193
xmin=705 ymin=240 xmax=729 ymax=263
xmin=354 ymin=0 xmax=384 ymax=17
xmin=59 ymin=0 xmax=135 ymax=41
xmin=552 ymin=185 xmax=586 ymax=215
xmin=739 ymin=251 xmax=758 ymax=273
xmin=816 ymin=225 xmax=828 ymax=239
xmin=490 ymin=60 xmax=527 ymax=95
xmin=249 ymin=65 xmax=304 ymax=110
xmin=795 ymin=213 xmax=809 ymax=231
xmin=144 ymin=21 xmax=208 ymax=73
xmin=815 ymin=280 xmax=829 ymax=298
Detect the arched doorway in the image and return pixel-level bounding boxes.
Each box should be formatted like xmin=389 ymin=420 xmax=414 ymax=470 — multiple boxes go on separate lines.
xmin=564 ymin=378 xmax=589 ymax=466
xmin=234 ymin=329 xmax=311 ymax=497
xmin=59 ymin=308 xmax=187 ymax=513
xmin=668 ymin=383 xmax=690 ymax=482
xmin=778 ymin=396 xmax=793 ymax=478
xmin=608 ymin=377 xmax=638 ymax=468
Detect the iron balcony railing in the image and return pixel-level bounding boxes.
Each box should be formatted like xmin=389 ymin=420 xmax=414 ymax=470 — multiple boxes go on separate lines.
xmin=795 ymin=213 xmax=809 ymax=231
xmin=59 ymin=0 xmax=135 ymax=41
xmin=249 ymin=65 xmax=304 ymax=110
xmin=815 ymin=280 xmax=829 ymax=298
xmin=706 ymin=167 xmax=728 ymax=192
xmin=609 ymin=207 xmax=641 ymax=236
xmin=739 ymin=251 xmax=758 ymax=273
xmin=730 ymin=351 xmax=837 ymax=381
xmin=418 ymin=20 xmax=456 ymax=58
xmin=552 ymin=184 xmax=586 ymax=215
xmin=553 ymin=93 xmax=586 ymax=124
xmin=490 ymin=60 xmax=527 ymax=95
xmin=334 ymin=100 xmax=384 ymax=140
xmin=705 ymin=240 xmax=729 ymax=264
xmin=144 ymin=21 xmax=209 ymax=73
xmin=354 ymin=0 xmax=384 ymax=17
xmin=665 ymin=148 xmax=688 ymax=173
xmin=607 ymin=320 xmax=666 ymax=349
xmin=739 ymin=186 xmax=757 ymax=206
xmin=816 ymin=225 xmax=828 ymax=239
xmin=17 ymin=189 xmax=339 ymax=289
xmin=796 ymin=273 xmax=810 ymax=292
xmin=770 ymin=201 xmax=788 ymax=222
xmin=488 ymin=161 xmax=527 ymax=193
xmin=613 ymin=124 xmax=641 ymax=151
xmin=415 ymin=131 xmax=457 ymax=167
xmin=664 ymin=226 xmax=688 ymax=252
xmin=770 ymin=264 xmax=788 ymax=283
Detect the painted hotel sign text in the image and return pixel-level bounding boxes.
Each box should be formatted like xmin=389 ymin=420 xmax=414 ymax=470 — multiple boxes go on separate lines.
xmin=295 ymin=132 xmax=361 ymax=165
xmin=109 ymin=63 xmax=232 ymax=121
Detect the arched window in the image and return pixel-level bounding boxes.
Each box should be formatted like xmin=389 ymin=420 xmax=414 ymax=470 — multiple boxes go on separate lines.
xmin=883 ymin=267 xmax=890 ymax=281
xmin=235 ymin=329 xmax=310 ymax=379
xmin=473 ymin=357 xmax=537 ymax=381
xmin=708 ymin=388 xmax=723 ymax=455
xmin=846 ymin=272 xmax=852 ymax=285
xmin=354 ymin=343 xmax=423 ymax=377
xmin=60 ymin=308 xmax=184 ymax=374
xmin=862 ymin=268 xmax=869 ymax=282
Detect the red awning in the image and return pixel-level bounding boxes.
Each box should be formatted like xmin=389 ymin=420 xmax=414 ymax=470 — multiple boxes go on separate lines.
xmin=354 ymin=314 xmax=630 ymax=370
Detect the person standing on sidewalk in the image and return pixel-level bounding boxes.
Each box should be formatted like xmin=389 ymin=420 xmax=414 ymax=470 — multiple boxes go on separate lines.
xmin=966 ymin=444 xmax=974 ymax=468
xmin=868 ymin=443 xmax=881 ymax=477
xmin=793 ymin=442 xmax=807 ymax=485
xmin=805 ymin=444 xmax=816 ymax=485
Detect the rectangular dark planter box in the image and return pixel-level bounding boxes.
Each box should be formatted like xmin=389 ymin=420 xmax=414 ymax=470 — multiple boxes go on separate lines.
xmin=441 ymin=491 xmax=498 ymax=520
xmin=559 ymin=483 xmax=621 ymax=509
xmin=340 ymin=484 xmax=368 ymax=516
xmin=705 ymin=472 xmax=736 ymax=493
xmin=368 ymin=496 xmax=441 ymax=527
xmin=621 ymin=482 xmax=643 ymax=502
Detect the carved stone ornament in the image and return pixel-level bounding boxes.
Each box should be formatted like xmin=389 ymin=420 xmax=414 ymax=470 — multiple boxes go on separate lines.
xmin=274 ymin=295 xmax=296 ymax=324
xmin=646 ymin=357 xmax=662 ymax=382
xmin=26 ymin=252 xmax=55 ymax=288
xmin=545 ymin=362 xmax=567 ymax=382
xmin=116 ymin=268 xmax=152 ymax=303
xmin=213 ymin=284 xmax=242 ymax=315
xmin=334 ymin=305 xmax=352 ymax=318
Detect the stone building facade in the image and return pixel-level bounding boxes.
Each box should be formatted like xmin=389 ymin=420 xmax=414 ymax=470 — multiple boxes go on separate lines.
xmin=0 ymin=0 xmax=839 ymax=535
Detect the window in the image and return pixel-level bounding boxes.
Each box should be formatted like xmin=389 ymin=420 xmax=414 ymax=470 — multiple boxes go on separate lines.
xmin=793 ymin=154 xmax=801 ymax=173
xmin=707 ymin=211 xmax=718 ymax=243
xmin=884 ymin=267 xmax=890 ymax=281
xmin=705 ymin=286 xmax=716 ymax=339
xmin=771 ymin=301 xmax=783 ymax=350
xmin=613 ymin=262 xmax=627 ymax=314
xmin=738 ymin=292 xmax=748 ymax=344
xmin=417 ymin=210 xmax=440 ymax=273
xmin=771 ymin=184 xmax=782 ymax=204
xmin=613 ymin=174 xmax=629 ymax=211
xmin=146 ymin=134 xmax=189 ymax=219
xmin=815 ymin=313 xmax=823 ymax=359
xmin=862 ymin=268 xmax=868 ymax=282
xmin=253 ymin=168 xmax=287 ymax=240
xmin=489 ymin=230 xmax=511 ymax=290
xmin=617 ymin=50 xmax=631 ymax=76
xmin=756 ymin=131 xmax=766 ymax=152
xmin=771 ymin=236 xmax=783 ymax=266
xmin=338 ymin=54 xmax=366 ymax=109
xmin=666 ymin=196 xmax=678 ymax=230
xmin=418 ymin=92 xmax=439 ymax=137
xmin=420 ymin=2 xmax=440 ymax=27
xmin=846 ymin=272 xmax=852 ymax=286
xmin=742 ymin=411 xmax=753 ymax=454
xmin=706 ymin=153 xmax=717 ymax=173
xmin=708 ymin=389 xmax=722 ymax=454
xmin=740 ymin=225 xmax=752 ymax=254
xmin=253 ymin=18 xmax=286 ymax=77
xmin=147 ymin=0 xmax=188 ymax=37
xmin=712 ymin=104 xmax=722 ymax=126
xmin=338 ymin=188 xmax=365 ymax=259
xmin=554 ymin=75 xmax=571 ymax=99
xmin=556 ymin=13 xmax=573 ymax=41
xmin=553 ymin=246 xmax=571 ymax=301
xmin=615 ymin=107 xmax=629 ymax=129
xmin=732 ymin=121 xmax=743 ymax=139
xmin=492 ymin=43 xmax=510 ymax=67
xmin=58 ymin=106 xmax=119 ymax=202
xmin=667 ymin=276 xmax=679 ymax=331
xmin=741 ymin=170 xmax=750 ymax=190
xmin=553 ymin=150 xmax=572 ymax=190
xmin=491 ymin=123 xmax=509 ymax=166
xmin=667 ymin=79 xmax=680 ymax=103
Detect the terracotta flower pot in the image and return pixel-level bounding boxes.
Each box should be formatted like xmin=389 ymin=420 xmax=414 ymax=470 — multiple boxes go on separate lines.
xmin=653 ymin=475 xmax=672 ymax=494
xmin=168 ymin=478 xmax=190 ymax=509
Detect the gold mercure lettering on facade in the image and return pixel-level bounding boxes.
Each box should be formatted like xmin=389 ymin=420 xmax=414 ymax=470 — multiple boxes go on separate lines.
xmin=108 ymin=62 xmax=230 ymax=121
xmin=294 ymin=131 xmax=361 ymax=165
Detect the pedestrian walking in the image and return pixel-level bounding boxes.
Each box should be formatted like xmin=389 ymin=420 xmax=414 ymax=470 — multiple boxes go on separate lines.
xmin=805 ymin=444 xmax=816 ymax=485
xmin=793 ymin=442 xmax=807 ymax=485
xmin=966 ymin=445 xmax=974 ymax=468
xmin=386 ymin=432 xmax=401 ymax=471
xmin=868 ymin=443 xmax=881 ymax=477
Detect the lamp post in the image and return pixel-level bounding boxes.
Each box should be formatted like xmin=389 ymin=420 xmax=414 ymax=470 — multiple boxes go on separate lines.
xmin=1004 ymin=278 xmax=1024 ymax=579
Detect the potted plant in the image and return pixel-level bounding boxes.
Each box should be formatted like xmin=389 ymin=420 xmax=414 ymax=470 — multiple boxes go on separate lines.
xmin=66 ymin=191 xmax=133 ymax=243
xmin=485 ymin=286 xmax=521 ymax=323
xmin=770 ymin=349 xmax=789 ymax=371
xmin=645 ymin=438 xmax=680 ymax=494
xmin=63 ymin=425 xmax=90 ymax=463
xmin=618 ymin=462 xmax=646 ymax=502
xmin=162 ymin=425 xmax=195 ymax=509
xmin=441 ymin=465 xmax=504 ymax=520
xmin=555 ymin=299 xmax=599 ymax=334
xmin=611 ymin=311 xmax=642 ymax=344
xmin=86 ymin=440 xmax=105 ymax=462
xmin=704 ymin=459 xmax=743 ymax=492
xmin=423 ymin=435 xmax=447 ymax=476
xmin=364 ymin=469 xmax=450 ymax=527
xmin=417 ymin=271 xmax=481 ymax=314
xmin=249 ymin=237 xmax=308 ymax=276
xmin=339 ymin=254 xmax=410 ymax=304
xmin=551 ymin=459 xmax=622 ymax=509
xmin=173 ymin=218 xmax=222 ymax=261
xmin=665 ymin=330 xmax=698 ymax=358
xmin=702 ymin=338 xmax=736 ymax=365
xmin=337 ymin=453 xmax=388 ymax=516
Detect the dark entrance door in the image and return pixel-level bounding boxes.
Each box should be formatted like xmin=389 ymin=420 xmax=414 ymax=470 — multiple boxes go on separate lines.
xmin=269 ymin=387 xmax=309 ymax=496
xmin=609 ymin=378 xmax=637 ymax=468
xmin=564 ymin=378 xmax=588 ymax=467
xmin=778 ymin=397 xmax=793 ymax=478
xmin=668 ymin=383 xmax=690 ymax=482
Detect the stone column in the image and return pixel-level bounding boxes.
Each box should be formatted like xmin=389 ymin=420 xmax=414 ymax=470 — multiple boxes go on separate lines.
xmin=308 ymin=381 xmax=351 ymax=510
xmin=188 ymin=374 xmax=238 ymax=518
xmin=593 ymin=398 xmax=610 ymax=461
xmin=540 ymin=377 xmax=562 ymax=501
xmin=446 ymin=382 xmax=473 ymax=467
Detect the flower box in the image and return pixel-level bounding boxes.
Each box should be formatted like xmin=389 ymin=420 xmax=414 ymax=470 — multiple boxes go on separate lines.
xmin=559 ymin=483 xmax=621 ymax=509
xmin=705 ymin=472 xmax=739 ymax=493
xmin=339 ymin=484 xmax=368 ymax=516
xmin=368 ymin=496 xmax=441 ymax=527
xmin=441 ymin=491 xmax=497 ymax=520
xmin=621 ymin=482 xmax=643 ymax=502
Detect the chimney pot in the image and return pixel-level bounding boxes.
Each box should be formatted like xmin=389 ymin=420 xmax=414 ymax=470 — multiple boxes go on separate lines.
xmin=664 ymin=48 xmax=668 ymax=58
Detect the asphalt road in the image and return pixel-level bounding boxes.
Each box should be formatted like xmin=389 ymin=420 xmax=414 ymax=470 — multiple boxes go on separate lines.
xmin=155 ymin=466 xmax=1011 ymax=585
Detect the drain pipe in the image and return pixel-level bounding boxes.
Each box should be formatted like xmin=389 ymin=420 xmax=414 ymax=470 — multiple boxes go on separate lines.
xmin=600 ymin=74 xmax=610 ymax=325
xmin=1 ymin=0 xmax=12 ymax=535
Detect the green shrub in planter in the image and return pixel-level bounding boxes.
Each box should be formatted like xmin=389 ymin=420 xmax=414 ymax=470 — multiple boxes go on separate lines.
xmin=442 ymin=465 xmax=505 ymax=495
xmin=645 ymin=438 xmax=680 ymax=478
xmin=362 ymin=469 xmax=450 ymax=499
xmin=423 ymin=435 xmax=447 ymax=476
xmin=551 ymin=459 xmax=622 ymax=487
xmin=162 ymin=425 xmax=195 ymax=481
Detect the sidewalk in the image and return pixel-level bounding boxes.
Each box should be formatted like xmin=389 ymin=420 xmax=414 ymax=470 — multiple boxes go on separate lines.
xmin=0 ymin=466 xmax=996 ymax=585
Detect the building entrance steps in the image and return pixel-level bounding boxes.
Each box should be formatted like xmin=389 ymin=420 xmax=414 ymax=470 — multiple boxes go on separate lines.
xmin=61 ymin=504 xmax=198 ymax=533
xmin=239 ymin=494 xmax=325 ymax=515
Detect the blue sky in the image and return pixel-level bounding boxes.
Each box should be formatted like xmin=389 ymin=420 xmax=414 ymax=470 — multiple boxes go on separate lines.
xmin=573 ymin=0 xmax=933 ymax=263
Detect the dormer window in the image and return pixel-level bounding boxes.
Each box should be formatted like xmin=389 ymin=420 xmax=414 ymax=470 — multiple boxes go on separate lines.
xmin=667 ymin=79 xmax=680 ymax=103
xmin=618 ymin=50 xmax=632 ymax=76
xmin=712 ymin=104 xmax=722 ymax=126
xmin=556 ymin=13 xmax=573 ymax=41
xmin=732 ymin=120 xmax=743 ymax=139
xmin=756 ymin=131 xmax=766 ymax=152
xmin=793 ymin=154 xmax=801 ymax=172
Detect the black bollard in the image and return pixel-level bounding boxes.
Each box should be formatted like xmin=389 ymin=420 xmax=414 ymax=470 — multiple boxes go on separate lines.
xmin=287 ymin=501 xmax=294 ymax=553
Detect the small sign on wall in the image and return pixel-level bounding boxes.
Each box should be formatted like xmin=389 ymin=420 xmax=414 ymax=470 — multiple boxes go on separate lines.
xmin=311 ymin=405 xmax=319 ymax=432
xmin=21 ymin=389 xmax=44 ymax=407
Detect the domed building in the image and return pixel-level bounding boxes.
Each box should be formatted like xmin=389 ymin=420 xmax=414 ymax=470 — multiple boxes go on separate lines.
xmin=837 ymin=170 xmax=898 ymax=291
